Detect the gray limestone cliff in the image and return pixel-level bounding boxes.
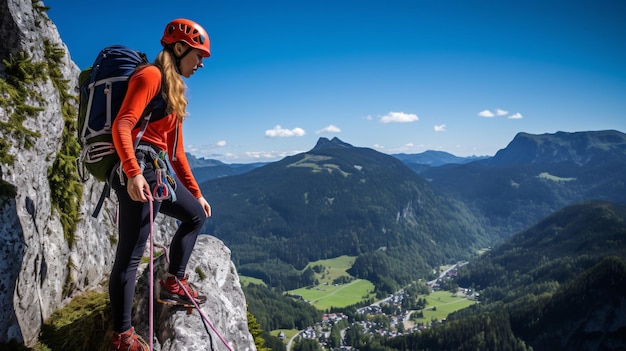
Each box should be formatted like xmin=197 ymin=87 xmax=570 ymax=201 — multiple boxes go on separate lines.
xmin=0 ymin=1 xmax=254 ymax=349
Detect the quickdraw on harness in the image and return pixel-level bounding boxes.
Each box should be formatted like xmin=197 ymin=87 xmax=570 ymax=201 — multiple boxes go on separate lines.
xmin=135 ymin=144 xmax=177 ymax=203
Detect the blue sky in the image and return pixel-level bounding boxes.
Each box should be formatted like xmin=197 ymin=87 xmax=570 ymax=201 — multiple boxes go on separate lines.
xmin=46 ymin=0 xmax=626 ymax=163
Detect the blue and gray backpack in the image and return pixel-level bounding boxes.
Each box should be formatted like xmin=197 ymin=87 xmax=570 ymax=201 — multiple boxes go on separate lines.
xmin=76 ymin=45 xmax=165 ymax=216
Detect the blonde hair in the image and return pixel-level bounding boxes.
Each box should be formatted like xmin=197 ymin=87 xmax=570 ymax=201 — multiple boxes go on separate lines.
xmin=154 ymin=49 xmax=187 ymax=120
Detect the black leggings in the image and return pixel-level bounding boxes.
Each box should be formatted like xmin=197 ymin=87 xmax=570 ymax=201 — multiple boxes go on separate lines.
xmin=109 ymin=160 xmax=206 ymax=332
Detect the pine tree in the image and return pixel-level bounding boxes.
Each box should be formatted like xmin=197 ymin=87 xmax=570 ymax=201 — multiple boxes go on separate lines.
xmin=247 ymin=309 xmax=270 ymax=351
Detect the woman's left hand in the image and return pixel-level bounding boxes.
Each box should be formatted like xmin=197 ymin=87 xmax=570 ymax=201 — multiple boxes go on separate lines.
xmin=198 ymin=196 xmax=211 ymax=218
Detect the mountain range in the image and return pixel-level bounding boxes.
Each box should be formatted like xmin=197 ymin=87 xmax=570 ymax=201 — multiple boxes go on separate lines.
xmin=199 ymin=137 xmax=489 ymax=292
xmin=420 ymin=129 xmax=626 ymax=238
xmin=392 ymin=150 xmax=488 ymax=173
xmin=197 ymin=130 xmax=626 ymax=296
xmin=186 ymin=155 xmax=265 ymax=182
xmin=188 ymin=143 xmax=484 ymax=184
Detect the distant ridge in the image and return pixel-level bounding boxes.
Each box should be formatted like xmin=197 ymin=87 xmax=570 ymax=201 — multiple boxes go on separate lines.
xmin=486 ymin=129 xmax=626 ymax=166
xmin=186 ymin=153 xmax=266 ymax=184
xmin=393 ymin=150 xmax=488 ymax=168
xmin=421 ymin=129 xmax=626 ymax=238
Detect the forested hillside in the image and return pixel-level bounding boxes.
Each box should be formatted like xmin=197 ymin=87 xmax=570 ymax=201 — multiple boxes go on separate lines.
xmin=201 ymin=137 xmax=489 ymax=294
xmin=370 ymin=201 xmax=626 ymax=351
xmin=455 ymin=200 xmax=626 ymax=300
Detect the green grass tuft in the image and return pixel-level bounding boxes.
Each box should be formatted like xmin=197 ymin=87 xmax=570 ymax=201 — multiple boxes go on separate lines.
xmin=40 ymin=291 xmax=112 ymax=351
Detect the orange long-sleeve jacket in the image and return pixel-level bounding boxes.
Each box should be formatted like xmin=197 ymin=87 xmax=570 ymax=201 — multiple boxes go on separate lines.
xmin=112 ymin=65 xmax=202 ymax=199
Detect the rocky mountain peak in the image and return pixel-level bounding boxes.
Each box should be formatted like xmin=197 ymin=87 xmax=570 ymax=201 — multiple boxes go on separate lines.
xmin=312 ymin=137 xmax=354 ymax=151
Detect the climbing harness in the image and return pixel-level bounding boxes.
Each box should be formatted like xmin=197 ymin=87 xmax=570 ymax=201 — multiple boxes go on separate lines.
xmin=136 ymin=144 xmax=177 ymax=202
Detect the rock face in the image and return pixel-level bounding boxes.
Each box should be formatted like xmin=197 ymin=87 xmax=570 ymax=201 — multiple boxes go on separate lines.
xmin=136 ymin=236 xmax=254 ymax=351
xmin=0 ymin=1 xmax=255 ymax=349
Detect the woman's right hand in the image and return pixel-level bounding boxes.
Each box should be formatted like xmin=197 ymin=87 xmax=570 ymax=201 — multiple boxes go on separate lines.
xmin=127 ymin=174 xmax=151 ymax=202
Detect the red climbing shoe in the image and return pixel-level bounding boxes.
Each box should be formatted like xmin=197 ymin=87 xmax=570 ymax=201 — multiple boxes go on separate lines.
xmin=110 ymin=326 xmax=149 ymax=351
xmin=159 ymin=274 xmax=207 ymax=306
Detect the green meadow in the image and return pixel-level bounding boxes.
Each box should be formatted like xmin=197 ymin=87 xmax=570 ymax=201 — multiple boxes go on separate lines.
xmin=239 ymin=275 xmax=266 ymax=287
xmin=308 ymin=255 xmax=360 ymax=283
xmin=288 ymin=255 xmax=376 ymax=310
xmin=239 ymin=255 xmax=375 ymax=310
xmin=411 ymin=290 xmax=477 ymax=323
xmin=290 ymin=278 xmax=376 ymax=310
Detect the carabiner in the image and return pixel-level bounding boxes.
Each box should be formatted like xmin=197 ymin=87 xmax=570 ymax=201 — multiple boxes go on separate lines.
xmin=152 ymin=169 xmax=169 ymax=201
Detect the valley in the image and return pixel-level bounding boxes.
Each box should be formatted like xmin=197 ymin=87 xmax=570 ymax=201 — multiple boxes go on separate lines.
xmin=199 ymin=131 xmax=626 ymax=350
xmin=254 ymin=257 xmax=478 ymax=350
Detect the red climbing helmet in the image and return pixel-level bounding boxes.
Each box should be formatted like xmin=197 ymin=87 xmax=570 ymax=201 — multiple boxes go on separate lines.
xmin=161 ymin=18 xmax=211 ymax=57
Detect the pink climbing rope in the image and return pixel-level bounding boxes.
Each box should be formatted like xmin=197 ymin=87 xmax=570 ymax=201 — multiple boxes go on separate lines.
xmin=147 ymin=193 xmax=155 ymax=351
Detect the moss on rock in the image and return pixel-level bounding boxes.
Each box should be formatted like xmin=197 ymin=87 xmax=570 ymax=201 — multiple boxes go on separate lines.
xmin=40 ymin=291 xmax=112 ymax=351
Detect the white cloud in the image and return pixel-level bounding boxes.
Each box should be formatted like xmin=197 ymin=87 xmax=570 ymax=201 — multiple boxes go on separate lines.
xmin=478 ymin=110 xmax=495 ymax=118
xmin=380 ymin=111 xmax=419 ymax=124
xmin=386 ymin=143 xmax=435 ymax=154
xmin=316 ymin=124 xmax=341 ymax=134
xmin=265 ymin=125 xmax=307 ymax=138
xmin=480 ymin=109 xmax=516 ymax=118
xmin=373 ymin=144 xmax=384 ymax=149
xmin=508 ymin=112 xmax=523 ymax=119
xmin=434 ymin=124 xmax=446 ymax=132
xmin=186 ymin=140 xmax=228 ymax=155
xmin=242 ymin=150 xmax=300 ymax=159
xmin=189 ymin=146 xmax=306 ymax=163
